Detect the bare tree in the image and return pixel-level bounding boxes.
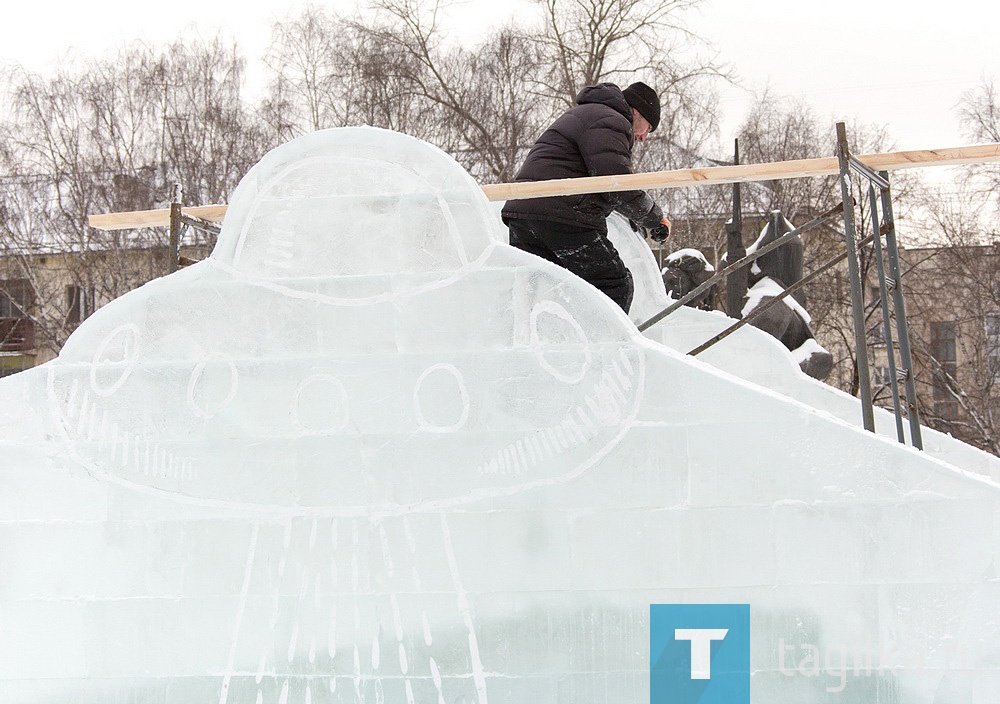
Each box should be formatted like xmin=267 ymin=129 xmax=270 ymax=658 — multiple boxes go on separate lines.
xmin=349 ymin=0 xmax=546 ymax=181
xmin=261 ymin=0 xmax=726 ymax=184
xmin=533 ymin=0 xmax=716 ymax=104
xmin=958 ymin=77 xmax=1000 ymax=143
xmin=735 ymin=91 xmax=841 ymax=222
xmin=337 ymin=20 xmax=442 ymax=137
xmin=262 ymin=3 xmax=487 ymax=161
xmin=895 ymin=181 xmax=1000 ymax=453
xmin=263 ymin=6 xmax=345 ymax=134
xmin=531 ymin=0 xmax=726 ymax=182
xmin=157 ymin=37 xmax=273 ymax=206
xmin=956 ymin=76 xmax=1000 ymax=213
xmin=0 ymin=35 xmax=269 ymax=359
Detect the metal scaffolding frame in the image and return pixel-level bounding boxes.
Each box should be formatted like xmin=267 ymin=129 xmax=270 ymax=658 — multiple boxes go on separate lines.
xmin=167 ymin=183 xmax=222 ymax=272
xmin=640 ymin=122 xmax=924 ymax=449
xmin=835 ymin=122 xmax=922 ymax=448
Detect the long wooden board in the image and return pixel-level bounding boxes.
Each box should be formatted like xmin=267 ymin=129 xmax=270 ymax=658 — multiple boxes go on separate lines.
xmin=87 ymin=143 xmax=1000 ymax=230
xmin=486 ymin=143 xmax=1000 ymax=201
xmin=88 ymin=204 xmax=230 ymax=231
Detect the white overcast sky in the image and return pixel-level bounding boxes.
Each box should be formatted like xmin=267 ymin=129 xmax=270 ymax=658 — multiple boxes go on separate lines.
xmin=3 ymin=0 xmax=997 ymax=158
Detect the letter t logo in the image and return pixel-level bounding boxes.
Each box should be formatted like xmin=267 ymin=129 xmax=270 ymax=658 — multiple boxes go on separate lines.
xmin=674 ymin=629 xmax=729 ymax=679
xmin=650 ymin=604 xmax=750 ymax=704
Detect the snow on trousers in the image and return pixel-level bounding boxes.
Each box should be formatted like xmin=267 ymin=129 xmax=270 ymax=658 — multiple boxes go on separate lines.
xmin=507 ymin=218 xmax=634 ymax=314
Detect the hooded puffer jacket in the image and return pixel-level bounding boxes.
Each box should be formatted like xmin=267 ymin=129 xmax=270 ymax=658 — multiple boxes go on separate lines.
xmin=501 ymin=83 xmax=663 ymax=231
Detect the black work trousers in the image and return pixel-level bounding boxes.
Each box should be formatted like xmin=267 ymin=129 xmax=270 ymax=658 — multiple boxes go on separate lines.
xmin=506 ymin=218 xmax=634 ymax=314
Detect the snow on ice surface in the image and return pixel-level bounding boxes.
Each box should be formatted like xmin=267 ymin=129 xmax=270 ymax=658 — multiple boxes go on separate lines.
xmin=790 ymin=337 xmax=828 ymax=365
xmin=0 ymin=127 xmax=999 ymax=703
xmin=742 ymin=275 xmax=812 ymax=323
xmin=664 ymin=247 xmax=715 ymax=271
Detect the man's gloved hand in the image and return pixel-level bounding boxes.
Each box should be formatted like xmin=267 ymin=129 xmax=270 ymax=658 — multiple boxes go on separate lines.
xmin=647 ymin=217 xmax=671 ymax=243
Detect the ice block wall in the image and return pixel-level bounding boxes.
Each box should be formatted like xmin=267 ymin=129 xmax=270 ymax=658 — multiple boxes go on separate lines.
xmin=0 ymin=127 xmax=997 ymax=703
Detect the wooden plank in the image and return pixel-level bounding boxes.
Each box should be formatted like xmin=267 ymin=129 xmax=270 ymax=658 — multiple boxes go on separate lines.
xmin=483 ymin=143 xmax=1000 ymax=201
xmin=88 ymin=204 xmax=228 ymax=231
xmin=87 ymin=143 xmax=1000 ymax=229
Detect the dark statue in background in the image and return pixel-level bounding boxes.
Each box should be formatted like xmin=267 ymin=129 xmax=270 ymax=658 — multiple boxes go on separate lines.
xmin=660 ymin=212 xmax=833 ymax=381
xmin=660 ymin=249 xmax=716 ymax=310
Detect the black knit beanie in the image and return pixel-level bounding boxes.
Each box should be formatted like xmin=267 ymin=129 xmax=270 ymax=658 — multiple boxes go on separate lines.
xmin=622 ymin=82 xmax=660 ymax=132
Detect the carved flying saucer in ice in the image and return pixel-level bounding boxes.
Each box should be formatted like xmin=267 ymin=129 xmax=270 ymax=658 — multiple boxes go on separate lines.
xmin=45 ymin=127 xmax=645 ymax=516
xmin=212 ymin=127 xmax=502 ymax=287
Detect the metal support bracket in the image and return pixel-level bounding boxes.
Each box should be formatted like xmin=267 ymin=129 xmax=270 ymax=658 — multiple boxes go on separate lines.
xmin=848 ymin=156 xmax=891 ymax=190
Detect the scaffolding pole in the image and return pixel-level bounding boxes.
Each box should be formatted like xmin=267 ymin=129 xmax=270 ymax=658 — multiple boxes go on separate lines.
xmin=879 ymin=171 xmax=923 ymax=449
xmin=168 ymin=183 xmax=183 ymax=274
xmin=836 ymin=122 xmax=876 ymax=433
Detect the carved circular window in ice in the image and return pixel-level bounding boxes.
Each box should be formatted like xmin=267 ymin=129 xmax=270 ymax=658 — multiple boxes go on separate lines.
xmin=187 ymin=353 xmax=239 ymax=419
xmin=89 ymin=323 xmax=141 ymax=397
xmin=292 ymin=374 xmax=351 ymax=434
xmin=413 ymin=364 xmax=469 ymax=433
xmin=529 ymin=300 xmax=592 ymax=384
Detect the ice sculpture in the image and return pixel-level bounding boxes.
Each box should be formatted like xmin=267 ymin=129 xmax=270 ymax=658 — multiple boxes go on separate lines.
xmin=0 ymin=127 xmax=998 ymax=703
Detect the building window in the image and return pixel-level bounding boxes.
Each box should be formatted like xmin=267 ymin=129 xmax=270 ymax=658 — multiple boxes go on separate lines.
xmin=0 ymin=279 xmax=32 ymax=318
xmin=0 ymin=357 xmax=33 ymax=377
xmin=930 ymin=321 xmax=958 ymax=416
xmin=868 ymin=285 xmax=885 ymax=309
xmin=873 ymin=365 xmax=892 ymax=386
xmin=868 ymin=321 xmax=886 ymax=347
xmin=0 ymin=279 xmax=35 ymax=353
xmin=986 ymin=313 xmax=1000 ymax=384
xmin=65 ymin=284 xmax=96 ymax=327
xmin=868 ymin=312 xmax=897 ymax=390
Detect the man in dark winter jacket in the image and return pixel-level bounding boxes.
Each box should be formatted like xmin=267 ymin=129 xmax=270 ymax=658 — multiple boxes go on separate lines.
xmin=501 ymin=81 xmax=671 ymax=313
